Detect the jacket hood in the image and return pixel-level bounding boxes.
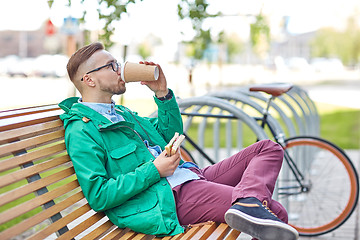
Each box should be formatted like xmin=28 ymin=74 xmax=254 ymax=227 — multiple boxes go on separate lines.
xmin=58 ymin=97 xmax=110 ymax=128
xmin=59 ymin=97 xmax=79 ymax=113
xmin=58 ymin=97 xmax=82 ymax=128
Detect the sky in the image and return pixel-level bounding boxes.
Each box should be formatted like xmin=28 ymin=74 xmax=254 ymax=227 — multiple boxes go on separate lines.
xmin=0 ymin=0 xmax=359 ymax=45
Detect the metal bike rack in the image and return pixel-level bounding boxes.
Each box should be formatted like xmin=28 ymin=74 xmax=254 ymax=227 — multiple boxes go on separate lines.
xmin=149 ymin=96 xmax=267 ymax=167
xmin=286 ymin=86 xmax=320 ymax=136
xmin=177 ymin=96 xmax=268 ymax=167
xmin=234 ymin=87 xmax=307 ymax=136
xmin=207 ymin=90 xmax=294 ymax=138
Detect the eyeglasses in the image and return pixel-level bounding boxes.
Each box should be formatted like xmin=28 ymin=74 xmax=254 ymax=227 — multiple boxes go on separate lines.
xmin=81 ymin=62 xmax=119 ymax=81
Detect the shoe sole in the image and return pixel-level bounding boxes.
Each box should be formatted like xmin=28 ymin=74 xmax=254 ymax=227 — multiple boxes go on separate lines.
xmin=225 ymin=209 xmax=299 ymax=240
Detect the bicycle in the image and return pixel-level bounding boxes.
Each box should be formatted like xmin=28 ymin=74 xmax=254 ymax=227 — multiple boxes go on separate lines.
xmin=179 ymin=83 xmax=359 ymax=237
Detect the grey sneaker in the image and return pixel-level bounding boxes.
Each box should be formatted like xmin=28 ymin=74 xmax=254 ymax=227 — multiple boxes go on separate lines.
xmin=224 ymin=197 xmax=298 ymax=240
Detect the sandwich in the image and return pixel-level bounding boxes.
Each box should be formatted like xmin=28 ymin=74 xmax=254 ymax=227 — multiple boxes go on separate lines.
xmin=165 ymin=132 xmax=186 ymax=156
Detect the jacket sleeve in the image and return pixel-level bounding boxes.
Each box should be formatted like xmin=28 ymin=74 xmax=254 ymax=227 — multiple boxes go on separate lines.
xmin=64 ymin=120 xmax=161 ymax=212
xmin=150 ymin=89 xmax=183 ymax=142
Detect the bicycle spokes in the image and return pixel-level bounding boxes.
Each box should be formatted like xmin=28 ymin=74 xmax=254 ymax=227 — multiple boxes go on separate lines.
xmin=278 ymin=136 xmax=359 ymax=236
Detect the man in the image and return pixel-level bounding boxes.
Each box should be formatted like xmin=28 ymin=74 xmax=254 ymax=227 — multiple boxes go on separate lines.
xmin=59 ymin=42 xmax=298 ymax=240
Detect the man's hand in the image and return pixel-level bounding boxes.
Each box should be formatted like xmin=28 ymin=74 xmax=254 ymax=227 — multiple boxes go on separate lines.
xmin=153 ymin=149 xmax=181 ymax=178
xmin=139 ymin=61 xmax=168 ymax=97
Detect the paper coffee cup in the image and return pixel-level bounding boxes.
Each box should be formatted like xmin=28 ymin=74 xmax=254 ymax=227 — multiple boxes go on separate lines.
xmin=120 ymin=61 xmax=159 ymax=83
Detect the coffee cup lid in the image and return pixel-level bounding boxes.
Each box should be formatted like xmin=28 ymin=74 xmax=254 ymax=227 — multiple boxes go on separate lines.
xmin=154 ymin=66 xmax=159 ymax=80
xmin=120 ymin=61 xmax=126 ymax=82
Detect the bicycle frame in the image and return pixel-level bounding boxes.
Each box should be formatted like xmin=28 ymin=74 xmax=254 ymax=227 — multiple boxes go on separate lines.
xmin=258 ymin=95 xmax=308 ymax=196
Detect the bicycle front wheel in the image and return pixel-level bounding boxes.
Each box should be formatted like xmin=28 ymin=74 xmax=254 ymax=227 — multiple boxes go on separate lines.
xmin=279 ymin=136 xmax=359 ymax=236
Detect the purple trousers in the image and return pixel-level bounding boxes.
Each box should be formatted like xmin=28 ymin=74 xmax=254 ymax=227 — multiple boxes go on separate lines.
xmin=173 ymin=139 xmax=288 ymax=225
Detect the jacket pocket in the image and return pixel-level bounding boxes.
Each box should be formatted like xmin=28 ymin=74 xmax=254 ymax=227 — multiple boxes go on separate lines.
xmin=117 ymin=191 xmax=160 ymax=234
xmin=110 ymin=143 xmax=139 ymax=173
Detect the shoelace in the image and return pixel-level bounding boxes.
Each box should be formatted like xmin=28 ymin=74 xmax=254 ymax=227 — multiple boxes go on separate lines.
xmin=262 ymin=200 xmax=278 ymax=218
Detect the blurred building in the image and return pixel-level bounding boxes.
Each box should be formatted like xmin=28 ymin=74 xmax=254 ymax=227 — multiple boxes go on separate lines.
xmin=0 ymin=20 xmax=83 ymax=58
xmin=270 ymin=31 xmax=316 ymax=61
xmin=0 ymin=29 xmax=47 ymax=57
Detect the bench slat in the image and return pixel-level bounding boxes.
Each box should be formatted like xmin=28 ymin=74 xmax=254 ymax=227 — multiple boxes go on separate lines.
xmin=57 ymin=211 xmax=107 ymax=240
xmin=0 ymin=119 xmax=63 ymax=143
xmin=27 ymin=203 xmax=94 ymax=240
xmin=170 ymin=233 xmax=186 ymax=240
xmin=0 ymin=115 xmax=60 ymax=132
xmin=81 ymin=220 xmax=117 ymax=240
xmin=119 ymin=230 xmax=139 ymax=239
xmin=0 ymin=191 xmax=84 ymax=239
xmin=0 ymin=166 xmax=75 ymax=206
xmin=0 ymin=142 xmax=66 ymax=172
xmin=0 ymin=129 xmax=65 ymax=157
xmin=224 ymin=229 xmax=241 ymax=240
xmin=206 ymin=223 xmax=231 ymax=240
xmin=0 ymin=105 xmax=60 ymax=120
xmin=179 ymin=226 xmax=202 ymax=240
xmin=0 ymin=154 xmax=71 ymax=188
xmin=131 ymin=233 xmax=154 ymax=240
xmin=188 ymin=222 xmax=217 ymax=240
xmin=153 ymin=236 xmax=171 ymax=240
xmin=103 ymin=227 xmax=130 ymax=240
xmin=0 ymin=179 xmax=79 ymax=225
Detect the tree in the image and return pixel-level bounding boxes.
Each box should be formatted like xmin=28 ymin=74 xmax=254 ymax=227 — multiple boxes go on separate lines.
xmin=71 ymin=0 xmax=267 ymax=61
xmin=223 ymin=33 xmax=244 ymax=63
xmin=250 ymin=12 xmax=270 ymax=59
xmin=177 ymin=0 xmax=220 ymax=60
xmin=77 ymin=0 xmax=143 ymax=48
xmin=137 ymin=41 xmax=152 ymax=60
xmin=310 ymin=15 xmax=360 ymax=66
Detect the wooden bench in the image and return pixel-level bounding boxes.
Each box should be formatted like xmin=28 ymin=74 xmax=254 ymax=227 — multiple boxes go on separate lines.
xmin=0 ymin=105 xmax=241 ymax=240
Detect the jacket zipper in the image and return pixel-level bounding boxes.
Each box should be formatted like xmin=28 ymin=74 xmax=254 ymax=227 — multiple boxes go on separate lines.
xmin=116 ymin=108 xmax=157 ymax=146
xmin=99 ymin=125 xmax=156 ymax=158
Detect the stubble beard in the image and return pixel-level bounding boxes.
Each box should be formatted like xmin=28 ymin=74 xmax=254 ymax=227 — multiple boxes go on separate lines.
xmin=100 ymin=81 xmax=126 ymax=96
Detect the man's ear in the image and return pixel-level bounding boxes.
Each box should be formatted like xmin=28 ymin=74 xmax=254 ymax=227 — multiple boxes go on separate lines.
xmin=82 ymin=75 xmax=96 ymax=87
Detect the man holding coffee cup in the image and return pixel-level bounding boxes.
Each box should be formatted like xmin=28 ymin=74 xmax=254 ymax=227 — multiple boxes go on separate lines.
xmin=59 ymin=42 xmax=298 ymax=240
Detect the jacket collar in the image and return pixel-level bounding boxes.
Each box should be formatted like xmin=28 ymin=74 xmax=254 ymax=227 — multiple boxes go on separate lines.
xmin=59 ymin=97 xmax=113 ymax=125
xmin=59 ymin=97 xmax=135 ymax=130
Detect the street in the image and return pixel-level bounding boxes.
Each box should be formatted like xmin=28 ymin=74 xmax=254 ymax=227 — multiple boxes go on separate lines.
xmin=1 ymin=75 xmax=360 ymax=112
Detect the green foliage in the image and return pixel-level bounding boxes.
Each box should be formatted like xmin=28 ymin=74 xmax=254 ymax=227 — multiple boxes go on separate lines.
xmin=223 ymin=33 xmax=244 ymax=63
xmin=311 ymin=16 xmax=360 ymax=65
xmin=177 ymin=0 xmax=220 ymax=60
xmin=250 ymin=13 xmax=270 ymax=58
xmin=70 ymin=0 xmax=262 ymax=61
xmin=137 ymin=41 xmax=152 ymax=60
xmin=78 ymin=0 xmax=141 ymax=48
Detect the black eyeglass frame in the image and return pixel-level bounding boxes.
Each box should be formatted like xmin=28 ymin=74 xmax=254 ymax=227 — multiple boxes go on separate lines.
xmin=81 ymin=62 xmax=119 ymax=81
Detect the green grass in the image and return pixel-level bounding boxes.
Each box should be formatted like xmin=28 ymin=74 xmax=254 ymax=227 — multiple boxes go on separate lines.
xmin=184 ymin=106 xmax=360 ymax=150
xmin=320 ymin=109 xmax=360 ymax=149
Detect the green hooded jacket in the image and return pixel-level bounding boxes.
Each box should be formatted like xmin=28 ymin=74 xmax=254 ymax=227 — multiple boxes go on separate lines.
xmin=58 ymin=90 xmax=184 ymax=236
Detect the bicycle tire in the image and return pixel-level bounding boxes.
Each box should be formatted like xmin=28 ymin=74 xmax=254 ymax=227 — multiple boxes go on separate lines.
xmin=279 ymin=136 xmax=359 ymax=236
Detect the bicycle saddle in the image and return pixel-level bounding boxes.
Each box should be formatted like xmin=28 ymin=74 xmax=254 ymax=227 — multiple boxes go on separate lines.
xmin=249 ymin=83 xmax=293 ymax=97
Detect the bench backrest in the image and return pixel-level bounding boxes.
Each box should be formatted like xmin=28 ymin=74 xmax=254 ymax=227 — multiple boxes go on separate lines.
xmin=0 ymin=105 xmax=121 ymax=240
xmin=0 ymin=105 xmax=241 ymax=240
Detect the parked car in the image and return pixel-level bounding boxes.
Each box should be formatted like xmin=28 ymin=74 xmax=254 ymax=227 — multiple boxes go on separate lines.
xmin=33 ymin=54 xmax=68 ymax=78
xmin=3 ymin=55 xmax=34 ymax=77
xmin=310 ymin=58 xmax=344 ymax=73
xmin=285 ymin=57 xmax=311 ymax=72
